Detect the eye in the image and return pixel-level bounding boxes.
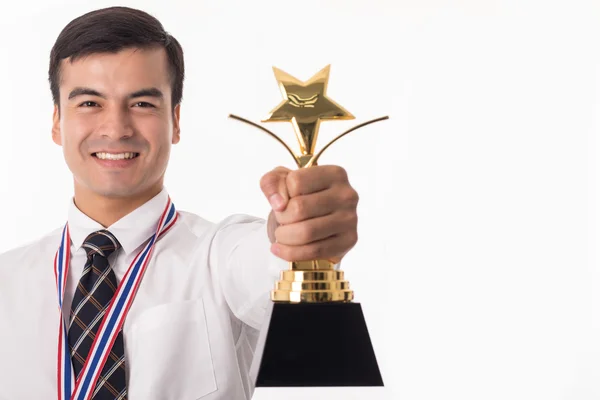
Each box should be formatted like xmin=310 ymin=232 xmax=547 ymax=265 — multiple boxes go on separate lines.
xmin=79 ymin=101 xmax=99 ymax=107
xmin=133 ymin=102 xmax=155 ymax=108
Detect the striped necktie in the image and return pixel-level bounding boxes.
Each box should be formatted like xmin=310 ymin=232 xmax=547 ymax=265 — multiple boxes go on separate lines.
xmin=68 ymin=230 xmax=127 ymax=399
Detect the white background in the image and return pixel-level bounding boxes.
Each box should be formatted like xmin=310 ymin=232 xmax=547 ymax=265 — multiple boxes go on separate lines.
xmin=1 ymin=1 xmax=599 ymax=399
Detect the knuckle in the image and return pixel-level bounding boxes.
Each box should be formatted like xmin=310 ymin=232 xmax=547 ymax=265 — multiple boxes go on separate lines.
xmin=286 ymin=171 xmax=303 ymax=195
xmin=346 ymin=212 xmax=358 ymax=229
xmin=340 ymin=187 xmax=359 ymax=206
xmin=348 ymin=231 xmax=359 ymax=247
xmin=273 ymin=226 xmax=285 ymax=244
xmin=305 ymin=243 xmax=324 ymax=260
xmin=348 ymin=209 xmax=358 ymax=223
xmin=279 ymin=247 xmax=294 ymax=262
xmin=260 ymin=167 xmax=289 ymax=194
xmin=298 ymin=223 xmax=316 ymax=243
xmin=291 ymin=198 xmax=307 ymax=220
xmin=260 ymin=172 xmax=280 ymax=193
xmin=332 ymin=165 xmax=348 ymax=182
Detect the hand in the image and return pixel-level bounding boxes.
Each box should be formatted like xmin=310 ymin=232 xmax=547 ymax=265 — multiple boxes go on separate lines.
xmin=260 ymin=165 xmax=359 ymax=264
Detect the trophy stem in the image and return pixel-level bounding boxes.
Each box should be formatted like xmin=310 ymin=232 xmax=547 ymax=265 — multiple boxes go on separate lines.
xmin=228 ymin=114 xmax=301 ymax=167
xmin=305 ymin=115 xmax=390 ymax=167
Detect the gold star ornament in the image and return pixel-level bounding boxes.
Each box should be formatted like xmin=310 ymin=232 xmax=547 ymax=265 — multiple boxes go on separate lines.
xmin=228 ymin=64 xmax=387 ymax=169
xmin=262 ymin=65 xmax=355 ymax=159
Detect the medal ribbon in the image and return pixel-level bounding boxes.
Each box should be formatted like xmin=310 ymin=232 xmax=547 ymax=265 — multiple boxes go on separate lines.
xmin=54 ymin=197 xmax=177 ymax=400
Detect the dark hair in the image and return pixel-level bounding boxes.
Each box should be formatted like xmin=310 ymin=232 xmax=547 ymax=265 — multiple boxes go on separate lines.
xmin=48 ymin=6 xmax=184 ymax=110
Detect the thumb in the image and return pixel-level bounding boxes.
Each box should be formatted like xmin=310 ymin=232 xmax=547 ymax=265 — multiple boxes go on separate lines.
xmin=260 ymin=166 xmax=290 ymax=212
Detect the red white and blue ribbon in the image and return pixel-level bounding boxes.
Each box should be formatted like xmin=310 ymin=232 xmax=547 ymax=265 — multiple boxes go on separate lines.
xmin=53 ymin=197 xmax=178 ymax=400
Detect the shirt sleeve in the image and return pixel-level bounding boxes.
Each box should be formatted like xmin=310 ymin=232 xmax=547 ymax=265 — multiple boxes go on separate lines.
xmin=209 ymin=214 xmax=289 ymax=330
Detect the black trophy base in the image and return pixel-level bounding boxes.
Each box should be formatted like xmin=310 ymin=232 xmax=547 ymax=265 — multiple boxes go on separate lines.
xmin=254 ymin=302 xmax=383 ymax=387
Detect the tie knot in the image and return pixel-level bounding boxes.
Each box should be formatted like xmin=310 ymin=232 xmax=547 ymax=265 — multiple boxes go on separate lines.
xmin=82 ymin=230 xmax=121 ymax=259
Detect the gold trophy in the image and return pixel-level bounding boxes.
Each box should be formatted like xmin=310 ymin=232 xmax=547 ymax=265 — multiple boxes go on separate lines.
xmin=230 ymin=65 xmax=387 ymax=387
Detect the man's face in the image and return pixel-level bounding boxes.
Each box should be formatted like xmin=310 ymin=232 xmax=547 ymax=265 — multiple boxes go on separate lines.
xmin=52 ymin=47 xmax=180 ymax=199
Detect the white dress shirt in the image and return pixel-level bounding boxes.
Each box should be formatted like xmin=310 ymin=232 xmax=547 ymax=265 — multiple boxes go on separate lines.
xmin=0 ymin=187 xmax=290 ymax=400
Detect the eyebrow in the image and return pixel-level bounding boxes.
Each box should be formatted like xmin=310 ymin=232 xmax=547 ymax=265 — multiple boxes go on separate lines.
xmin=129 ymin=88 xmax=164 ymax=99
xmin=67 ymin=87 xmax=164 ymax=100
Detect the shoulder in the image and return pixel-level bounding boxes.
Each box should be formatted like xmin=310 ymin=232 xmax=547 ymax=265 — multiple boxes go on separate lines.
xmin=0 ymin=226 xmax=64 ymax=275
xmin=176 ymin=210 xmax=266 ymax=238
xmin=172 ymin=210 xmax=267 ymax=255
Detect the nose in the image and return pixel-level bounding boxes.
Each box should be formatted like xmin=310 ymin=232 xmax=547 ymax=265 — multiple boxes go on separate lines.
xmin=97 ymin=105 xmax=134 ymax=140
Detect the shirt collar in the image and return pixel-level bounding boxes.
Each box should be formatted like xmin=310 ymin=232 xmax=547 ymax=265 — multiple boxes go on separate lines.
xmin=67 ymin=187 xmax=170 ymax=255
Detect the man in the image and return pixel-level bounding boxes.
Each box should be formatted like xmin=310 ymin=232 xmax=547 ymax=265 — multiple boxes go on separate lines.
xmin=0 ymin=6 xmax=359 ymax=400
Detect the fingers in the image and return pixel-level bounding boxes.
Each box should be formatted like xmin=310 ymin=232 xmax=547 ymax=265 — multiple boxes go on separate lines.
xmin=273 ymin=210 xmax=358 ymax=246
xmin=260 ymin=166 xmax=291 ymax=212
xmin=262 ymin=164 xmax=360 ymax=263
xmin=285 ymin=165 xmax=349 ymax=197
xmin=271 ymin=231 xmax=359 ymax=262
xmin=274 ymin=186 xmax=358 ymax=225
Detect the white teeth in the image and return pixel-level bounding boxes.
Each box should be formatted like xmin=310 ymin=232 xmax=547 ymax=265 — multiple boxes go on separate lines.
xmin=95 ymin=152 xmax=138 ymax=160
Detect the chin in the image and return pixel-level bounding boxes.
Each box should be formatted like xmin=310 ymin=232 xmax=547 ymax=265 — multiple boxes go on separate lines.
xmin=90 ymin=184 xmax=145 ymax=199
xmin=77 ymin=174 xmax=162 ymax=199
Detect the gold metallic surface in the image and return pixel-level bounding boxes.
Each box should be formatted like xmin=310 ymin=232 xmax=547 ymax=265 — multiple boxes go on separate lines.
xmin=305 ymin=115 xmax=390 ymax=167
xmin=261 ymin=65 xmax=355 ymax=157
xmin=229 ymin=64 xmax=388 ymax=303
xmin=280 ymin=270 xmax=346 ymax=281
xmin=228 ymin=114 xmax=299 ymax=166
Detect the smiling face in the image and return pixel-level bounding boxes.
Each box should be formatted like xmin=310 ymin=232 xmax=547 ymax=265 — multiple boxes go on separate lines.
xmin=52 ymin=47 xmax=180 ymax=201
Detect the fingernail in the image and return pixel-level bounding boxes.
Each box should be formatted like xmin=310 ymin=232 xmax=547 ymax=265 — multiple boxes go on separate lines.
xmin=269 ymin=193 xmax=284 ymax=210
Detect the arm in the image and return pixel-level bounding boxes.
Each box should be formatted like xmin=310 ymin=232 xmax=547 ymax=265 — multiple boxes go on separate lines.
xmin=209 ymin=214 xmax=287 ymax=330
xmin=212 ymin=165 xmax=359 ymax=329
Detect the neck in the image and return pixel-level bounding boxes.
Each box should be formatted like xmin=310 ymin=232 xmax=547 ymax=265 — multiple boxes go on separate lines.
xmin=73 ymin=182 xmax=163 ymax=227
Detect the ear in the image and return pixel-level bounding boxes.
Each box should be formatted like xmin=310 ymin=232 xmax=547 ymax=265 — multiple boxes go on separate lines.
xmin=51 ymin=104 xmax=62 ymax=146
xmin=172 ymin=103 xmax=181 ymax=144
